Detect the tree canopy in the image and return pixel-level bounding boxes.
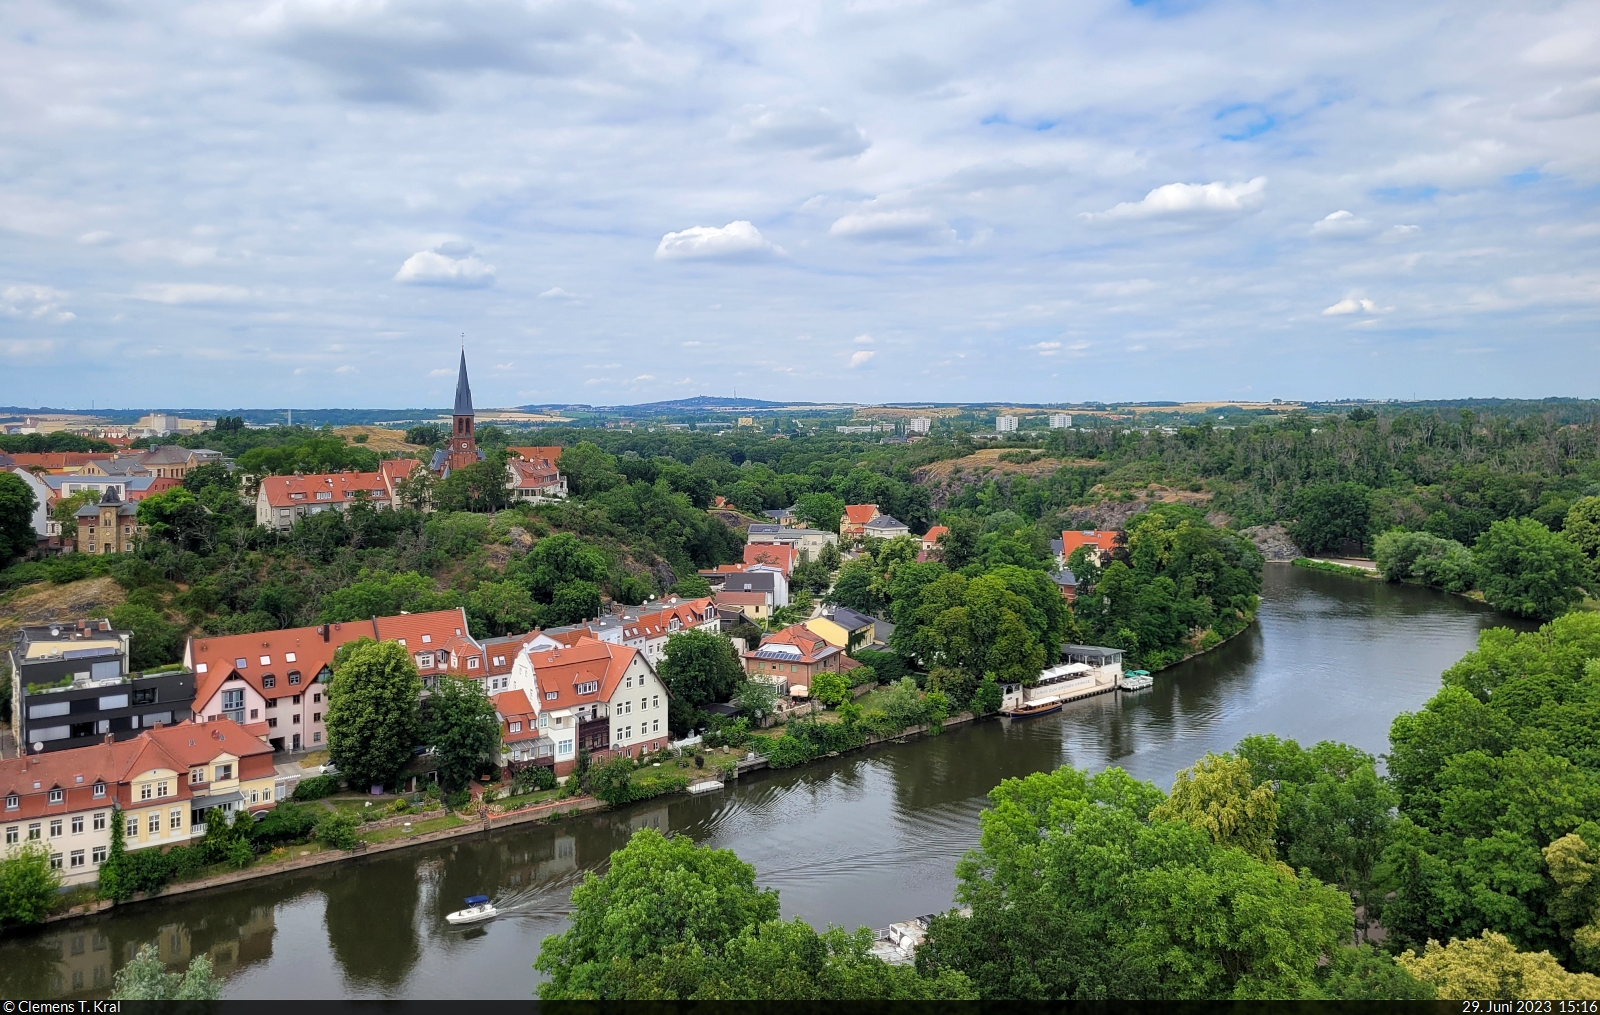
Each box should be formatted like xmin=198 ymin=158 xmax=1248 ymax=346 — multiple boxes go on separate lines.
xmin=325 ymin=638 xmax=424 ymax=790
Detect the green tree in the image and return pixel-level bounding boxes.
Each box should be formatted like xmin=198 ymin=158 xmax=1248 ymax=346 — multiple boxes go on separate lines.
xmin=535 ymin=828 xmax=781 ymax=998
xmin=467 ymin=580 xmax=542 ymax=636
xmin=658 ymin=630 xmax=744 ymax=735
xmin=425 ymin=675 xmax=501 ymax=792
xmin=50 ymin=488 xmax=99 ymax=526
xmin=811 ymin=670 xmax=851 ymax=707
xmin=1473 ymin=516 xmax=1589 ymax=619
xmin=110 ymin=943 xmax=224 ymax=1000
xmin=136 ymin=485 xmax=211 ymax=551
xmin=1373 ymin=529 xmax=1476 ymax=593
xmin=0 ymin=470 xmax=39 ymax=563
xmin=1397 ymin=931 xmax=1600 ymax=1000
xmin=674 ymin=574 xmax=714 ymax=598
xmin=405 ymin=423 xmax=445 ymax=446
xmin=730 ymin=678 xmax=778 ymax=721
xmin=1289 ymin=482 xmax=1373 ymax=554
xmin=1151 ymin=752 xmax=1280 ymax=861
xmin=1565 ymin=496 xmax=1600 ymax=562
xmin=825 ymin=557 xmax=879 ymax=613
xmin=916 ymin=766 xmax=1353 ymax=999
xmin=559 ymin=443 xmax=626 ymax=497
xmin=1317 ymin=944 xmax=1436 ymax=999
xmin=181 ymin=461 xmax=234 ymax=494
xmin=325 ymin=639 xmax=424 ymax=790
xmin=794 ymin=492 xmax=845 ymax=533
xmin=0 ymin=842 xmax=60 ymax=927
xmin=548 ymin=579 xmax=601 ymax=625
xmin=110 ymin=602 xmax=185 ymax=671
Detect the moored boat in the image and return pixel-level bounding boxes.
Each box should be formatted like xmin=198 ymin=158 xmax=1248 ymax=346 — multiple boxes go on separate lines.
xmin=1001 ymin=697 xmax=1062 ymax=718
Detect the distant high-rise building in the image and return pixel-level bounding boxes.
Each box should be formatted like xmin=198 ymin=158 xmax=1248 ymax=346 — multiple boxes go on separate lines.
xmin=908 ymin=417 xmax=932 ymax=434
xmin=996 ymin=415 xmax=1019 ymax=433
xmin=1049 ymin=413 xmax=1073 ymax=428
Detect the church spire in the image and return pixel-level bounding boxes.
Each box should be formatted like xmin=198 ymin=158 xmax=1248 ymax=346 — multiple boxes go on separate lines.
xmin=453 ymin=348 xmax=474 ymax=418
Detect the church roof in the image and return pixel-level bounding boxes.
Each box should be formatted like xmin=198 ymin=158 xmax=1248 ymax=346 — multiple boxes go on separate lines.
xmin=454 ymin=350 xmax=474 ymax=417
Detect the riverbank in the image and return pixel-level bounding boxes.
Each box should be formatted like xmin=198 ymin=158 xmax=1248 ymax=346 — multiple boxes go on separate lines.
xmin=1292 ymin=557 xmax=1380 ymax=579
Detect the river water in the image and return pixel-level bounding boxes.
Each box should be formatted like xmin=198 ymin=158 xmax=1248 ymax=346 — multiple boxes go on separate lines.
xmin=1 ymin=564 xmax=1531 ymax=999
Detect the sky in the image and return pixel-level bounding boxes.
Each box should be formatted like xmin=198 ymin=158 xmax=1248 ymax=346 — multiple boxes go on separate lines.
xmin=2 ymin=0 xmax=1599 ymax=411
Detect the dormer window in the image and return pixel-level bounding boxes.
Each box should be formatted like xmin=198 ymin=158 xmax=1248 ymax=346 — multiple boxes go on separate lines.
xmin=48 ymin=789 xmax=64 ymax=804
xmin=4 ymin=795 xmax=16 ymax=810
xmin=92 ymin=783 xmax=105 ymax=799
xmin=467 ymin=657 xmax=479 ymax=670
xmin=262 ymin=675 xmax=276 ymax=689
xmin=545 ymin=690 xmax=558 ymax=700
xmin=575 ymin=680 xmax=599 ymax=695
xmin=288 ymin=672 xmax=301 ymax=685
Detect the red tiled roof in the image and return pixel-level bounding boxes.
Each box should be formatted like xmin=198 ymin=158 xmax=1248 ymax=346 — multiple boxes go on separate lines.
xmin=4 ymin=452 xmax=114 ymax=470
xmin=381 ymin=458 xmax=420 ymax=483
xmin=843 ymin=504 xmax=880 ymax=524
xmin=186 ymin=608 xmax=482 ymax=709
xmin=716 ymin=590 xmax=770 ymax=607
xmin=745 ymin=624 xmax=838 ymax=664
xmin=521 ymin=638 xmax=639 ymax=712
xmin=508 ymin=459 xmax=561 ymax=489
xmin=922 ymin=525 xmax=949 ymax=545
xmin=141 ymin=718 xmax=275 ymax=767
xmin=743 ymin=543 xmax=797 ymax=574
xmin=259 ymin=472 xmax=390 ymax=509
xmin=508 ymin=446 xmax=563 ymax=469
xmin=1060 ymin=530 xmax=1121 ymax=556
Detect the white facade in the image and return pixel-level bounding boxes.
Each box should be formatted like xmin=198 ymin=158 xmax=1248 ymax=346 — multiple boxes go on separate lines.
xmin=5 ymin=468 xmax=53 ymax=537
xmin=996 ymin=415 xmax=1019 ymax=432
xmin=1049 ymin=414 xmax=1073 ymax=428
xmin=907 ymin=417 xmax=932 ymax=434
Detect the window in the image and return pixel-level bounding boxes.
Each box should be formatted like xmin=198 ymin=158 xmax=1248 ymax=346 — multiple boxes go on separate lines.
xmin=125 ymin=816 xmax=138 ymax=837
xmin=148 ymin=813 xmax=159 ymax=834
xmin=266 ymin=697 xmax=278 ymax=709
xmin=71 ymin=815 xmax=83 ymax=834
xmin=267 ymin=717 xmax=278 ymax=729
xmin=421 ymin=634 xmax=432 ymax=644
xmin=170 ymin=809 xmax=182 ymax=830
xmin=652 ymin=718 xmax=660 ymax=733
xmin=626 ymin=675 xmax=633 ymax=689
xmin=292 ymin=694 xmax=301 ymax=705
xmin=4 ymin=795 xmax=16 ymax=810
xmin=262 ymin=675 xmax=276 ymax=689
xmin=92 ymin=782 xmax=105 ymax=799
xmin=312 ymin=732 xmax=321 ymax=743
xmin=190 ymin=767 xmax=204 ymax=784
xmin=313 ymin=692 xmax=321 ymax=703
xmin=157 ymin=782 xmax=169 ymax=798
xmin=492 ymin=655 xmax=505 ymax=667
xmin=92 ymin=845 xmax=107 ymax=864
xmin=313 ymin=712 xmax=321 ymax=723
xmin=214 ymin=764 xmax=233 ymax=782
xmin=288 ymin=673 xmax=301 ymax=686
xmin=28 ymin=823 xmax=41 ymax=840
xmin=235 ymin=657 xmax=248 ymax=668
xmin=48 ymin=788 xmax=63 ymax=804
xmin=285 ymin=652 xmax=297 ymax=662
xmin=639 ymin=698 xmax=646 ymax=712
xmin=539 ymin=714 xmax=549 ymax=728
xmin=467 ymin=657 xmax=479 ymax=670
xmin=195 ymin=663 xmax=208 ymax=674
xmin=510 ymin=721 xmax=522 ymax=733
xmin=250 ymin=708 xmax=259 ymax=720
xmin=49 ymin=818 xmax=62 ymax=837
xmin=263 ymin=787 xmax=272 ymax=802
xmin=259 ymin=655 xmax=272 ymax=666
xmin=558 ymin=738 xmax=573 ymax=754
xmin=653 ymin=695 xmax=660 ymax=709
xmin=292 ymin=714 xmax=301 ymax=725
xmin=132 ymin=687 xmax=156 ymax=706
xmin=545 ymin=690 xmax=558 ymax=700
xmin=93 ymin=812 xmax=105 ymax=831
xmin=50 ymin=853 xmax=63 ymax=871
xmin=140 ymin=784 xmax=152 ymax=801
xmin=576 ymin=680 xmax=598 ymax=695
xmin=4 ymin=827 xmax=15 ymax=844
xmin=70 ymin=850 xmax=85 ymax=868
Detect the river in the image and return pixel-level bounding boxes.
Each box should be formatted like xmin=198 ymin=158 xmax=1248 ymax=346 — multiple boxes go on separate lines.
xmin=0 ymin=564 xmax=1532 ymax=999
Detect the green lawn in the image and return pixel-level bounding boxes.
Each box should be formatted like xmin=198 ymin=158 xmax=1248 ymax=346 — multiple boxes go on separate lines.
xmin=359 ymin=813 xmax=467 ymax=843
xmin=493 ymin=787 xmax=563 ymax=810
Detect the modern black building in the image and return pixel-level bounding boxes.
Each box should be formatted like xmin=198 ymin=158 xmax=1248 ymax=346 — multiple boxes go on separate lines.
xmin=8 ymin=619 xmax=195 ymax=755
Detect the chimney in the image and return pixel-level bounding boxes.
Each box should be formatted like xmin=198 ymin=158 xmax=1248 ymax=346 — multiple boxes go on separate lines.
xmin=318 ymin=625 xmax=329 ymax=642
xmin=104 ymin=733 xmax=113 ymax=744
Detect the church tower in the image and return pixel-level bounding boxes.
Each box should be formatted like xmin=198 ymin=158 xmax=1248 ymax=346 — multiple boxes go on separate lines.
xmin=445 ymin=349 xmax=480 ymax=472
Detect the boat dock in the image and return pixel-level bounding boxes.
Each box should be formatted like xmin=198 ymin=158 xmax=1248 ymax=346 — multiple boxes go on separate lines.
xmin=686 ymin=779 xmax=724 ymax=795
xmin=870 ymin=908 xmax=970 ymax=965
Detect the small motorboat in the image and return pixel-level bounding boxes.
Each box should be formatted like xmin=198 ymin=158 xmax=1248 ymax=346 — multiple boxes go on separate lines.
xmin=1001 ymin=697 xmax=1062 ymax=719
xmin=1120 ymin=670 xmax=1154 ymax=691
xmin=446 ymin=895 xmax=498 ymax=925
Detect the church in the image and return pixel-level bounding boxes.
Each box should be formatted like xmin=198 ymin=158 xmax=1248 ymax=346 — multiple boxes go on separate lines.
xmin=431 ymin=350 xmax=483 ymax=477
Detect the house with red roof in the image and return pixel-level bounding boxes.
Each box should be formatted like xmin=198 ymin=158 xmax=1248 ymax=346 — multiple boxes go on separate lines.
xmin=255 ymin=472 xmax=394 ymax=531
xmin=0 ymin=717 xmax=275 ymax=887
xmin=184 ymin=608 xmax=485 ymax=754
xmin=1054 ymin=529 xmax=1122 ymax=569
xmin=502 ymin=635 xmax=672 ymax=775
xmin=840 ymin=504 xmax=881 ymax=542
xmin=740 ymin=624 xmax=845 ymax=697
xmin=491 ymin=689 xmax=546 ymax=767
xmin=743 ymin=542 xmax=798 ymax=575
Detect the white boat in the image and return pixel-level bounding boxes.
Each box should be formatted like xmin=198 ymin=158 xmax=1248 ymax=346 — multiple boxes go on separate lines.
xmin=1121 ymin=670 xmax=1154 ymax=691
xmin=446 ymin=895 xmax=498 ymax=925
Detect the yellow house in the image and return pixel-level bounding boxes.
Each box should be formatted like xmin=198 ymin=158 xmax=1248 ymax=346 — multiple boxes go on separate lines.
xmin=804 ymin=607 xmax=876 ymax=650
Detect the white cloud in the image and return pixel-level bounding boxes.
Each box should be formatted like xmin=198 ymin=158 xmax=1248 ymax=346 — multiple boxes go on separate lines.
xmin=830 ymin=209 xmax=956 ymax=245
xmin=335 ymin=364 xmax=356 ymax=373
xmin=538 ymin=287 xmax=582 ymax=300
xmin=854 ymin=334 xmax=874 ymax=344
xmin=395 ymin=249 xmax=496 ymax=288
xmin=494 ymin=361 xmax=514 ymax=371
xmin=682 ymin=340 xmax=701 ymax=346
xmin=634 ymin=374 xmax=655 ymax=381
xmin=1085 ymin=178 xmax=1267 ymax=221
xmin=729 ymin=105 xmax=870 ymax=159
xmin=131 ymin=283 xmax=250 ymax=304
xmin=77 ymin=231 xmax=114 ymax=245
xmin=655 ymin=221 xmax=784 ymax=261
xmin=1323 ymin=298 xmax=1379 ymax=316
xmin=1311 ymin=210 xmax=1374 ymax=238
xmin=2 ymin=284 xmax=75 ymax=322
xmin=848 ymin=350 xmax=876 ymax=368
xmin=429 ymin=368 xmax=454 ymax=377
xmin=1030 ymin=341 xmax=1061 ymax=355
xmin=1381 ymin=225 xmax=1423 ymax=242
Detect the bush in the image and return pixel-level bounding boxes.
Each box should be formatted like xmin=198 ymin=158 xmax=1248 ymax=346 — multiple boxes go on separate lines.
xmin=250 ymin=801 xmax=318 ymax=846
xmin=586 ymin=755 xmax=639 ymax=805
xmin=513 ymin=765 xmax=558 ymax=794
xmin=0 ymin=842 xmax=61 ymax=927
xmin=314 ymin=812 xmax=360 ymax=851
xmin=811 ymin=670 xmax=851 ymax=708
xmin=445 ymin=789 xmax=471 ymax=811
xmin=1374 ymin=529 xmax=1477 ymax=593
xmin=763 ymin=735 xmax=815 ymax=769
xmin=292 ymin=774 xmax=339 ymax=801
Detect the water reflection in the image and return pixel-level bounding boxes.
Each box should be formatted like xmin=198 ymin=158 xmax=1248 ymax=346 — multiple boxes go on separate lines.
xmin=0 ymin=564 xmax=1532 ymax=1000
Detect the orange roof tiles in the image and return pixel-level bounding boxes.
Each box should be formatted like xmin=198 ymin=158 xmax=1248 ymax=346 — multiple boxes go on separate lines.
xmin=522 ymin=638 xmax=637 ymax=712
xmin=508 ymin=446 xmax=563 ymax=469
xmin=743 ymin=543 xmax=797 ymax=574
xmin=1060 ymin=530 xmax=1121 ymax=557
xmin=259 ymin=472 xmax=390 ymax=509
xmin=843 ymin=504 xmax=880 ymax=525
xmin=922 ymin=525 xmax=949 ymax=545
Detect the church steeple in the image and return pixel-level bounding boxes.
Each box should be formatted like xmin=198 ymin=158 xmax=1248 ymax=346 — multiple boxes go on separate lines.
xmin=446 ymin=347 xmax=479 ymax=471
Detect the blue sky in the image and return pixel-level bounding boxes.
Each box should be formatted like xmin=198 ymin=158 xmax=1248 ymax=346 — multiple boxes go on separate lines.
xmin=2 ymin=0 xmax=1598 ymax=410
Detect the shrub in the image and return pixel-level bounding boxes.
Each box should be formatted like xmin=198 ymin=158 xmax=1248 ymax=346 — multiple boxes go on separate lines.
xmin=514 ymin=765 xmax=558 ymax=794
xmin=250 ymin=802 xmax=317 ymax=846
xmin=314 ymin=812 xmax=360 ymax=851
xmin=811 ymin=670 xmax=851 ymax=708
xmin=292 ymin=774 xmax=339 ymax=801
xmin=445 ymin=789 xmax=471 ymax=811
xmin=587 ymin=755 xmax=640 ymax=805
xmin=763 ymin=735 xmax=815 ymax=769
